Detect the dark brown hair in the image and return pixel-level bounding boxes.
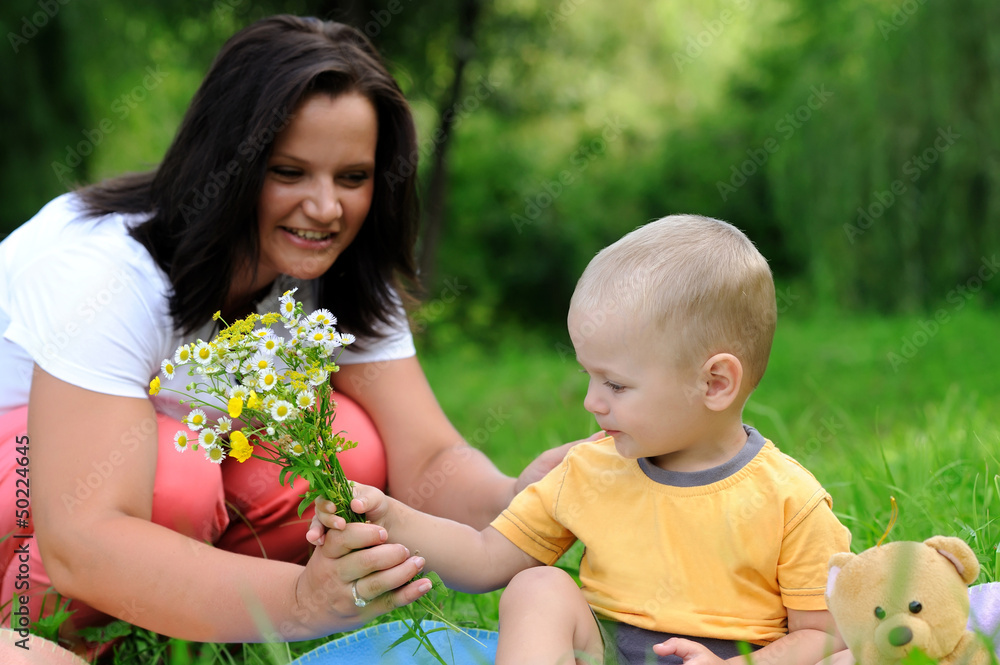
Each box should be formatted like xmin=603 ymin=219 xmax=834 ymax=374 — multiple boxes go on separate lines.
xmin=78 ymin=15 xmax=420 ymax=338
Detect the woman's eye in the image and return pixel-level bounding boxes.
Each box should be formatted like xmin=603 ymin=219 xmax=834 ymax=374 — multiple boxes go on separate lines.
xmin=270 ymin=167 xmax=301 ymax=178
xmin=341 ymin=172 xmax=371 ymax=186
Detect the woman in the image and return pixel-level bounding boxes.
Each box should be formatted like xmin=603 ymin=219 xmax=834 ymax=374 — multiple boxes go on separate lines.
xmin=0 ymin=15 xmax=571 ymax=648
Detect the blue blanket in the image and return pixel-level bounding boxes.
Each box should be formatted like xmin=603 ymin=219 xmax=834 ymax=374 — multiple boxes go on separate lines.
xmin=288 ymin=620 xmax=498 ymax=664
xmin=290 ymin=583 xmax=1000 ymax=664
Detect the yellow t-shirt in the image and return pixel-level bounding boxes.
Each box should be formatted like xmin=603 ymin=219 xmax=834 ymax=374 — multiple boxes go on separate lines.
xmin=490 ymin=431 xmax=851 ymax=646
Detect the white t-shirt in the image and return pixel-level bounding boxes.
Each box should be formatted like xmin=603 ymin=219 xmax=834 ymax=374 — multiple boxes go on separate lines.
xmin=0 ymin=193 xmax=417 ymax=417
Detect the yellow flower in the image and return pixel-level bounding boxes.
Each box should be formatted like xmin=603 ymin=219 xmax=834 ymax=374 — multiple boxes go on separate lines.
xmin=228 ymin=396 xmax=243 ymax=418
xmin=246 ymin=391 xmax=260 ymax=409
xmin=148 ymin=376 xmax=161 ymax=395
xmin=212 ymin=310 xmax=222 ymax=321
xmin=230 ymin=431 xmax=253 ymax=463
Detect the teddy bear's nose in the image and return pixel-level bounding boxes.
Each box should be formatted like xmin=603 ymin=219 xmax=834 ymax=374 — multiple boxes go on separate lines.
xmin=888 ymin=626 xmax=913 ymax=646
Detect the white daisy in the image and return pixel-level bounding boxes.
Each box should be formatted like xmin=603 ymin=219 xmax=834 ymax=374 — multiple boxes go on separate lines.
xmin=161 ymin=359 xmax=176 ymax=380
xmin=295 ymin=390 xmax=315 ymax=409
xmin=174 ymin=345 xmax=193 ymax=364
xmin=337 ymin=332 xmax=356 ymax=346
xmin=199 ymin=429 xmax=219 ymax=448
xmin=216 ymin=417 xmax=232 ymax=433
xmin=257 ymin=333 xmax=282 ymax=355
xmin=205 ymin=446 xmax=226 ymax=464
xmin=307 ymin=309 xmax=337 ymax=327
xmin=288 ymin=440 xmax=305 ymax=456
xmin=270 ymin=400 xmax=294 ymax=421
xmin=227 ymin=386 xmax=249 ymax=401
xmin=279 ymin=289 xmax=298 ymax=319
xmin=249 ymin=352 xmax=273 ymax=373
xmin=185 ymin=408 xmax=207 ymax=431
xmin=262 ymin=395 xmax=278 ymax=413
xmin=192 ymin=341 xmax=214 ymax=365
xmin=250 ymin=328 xmax=270 ymax=340
xmin=258 ymin=368 xmax=279 ymax=391
xmin=306 ymin=367 xmax=329 ymax=387
xmin=225 ymin=358 xmax=242 ymax=374
xmin=173 ymin=431 xmax=190 ymax=453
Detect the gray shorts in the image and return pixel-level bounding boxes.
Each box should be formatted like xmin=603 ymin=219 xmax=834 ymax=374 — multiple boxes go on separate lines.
xmin=595 ymin=617 xmax=757 ymax=665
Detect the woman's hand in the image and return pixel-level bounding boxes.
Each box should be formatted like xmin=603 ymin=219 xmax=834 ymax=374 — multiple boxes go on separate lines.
xmin=513 ymin=431 xmax=604 ymax=494
xmin=296 ymin=508 xmax=428 ymax=634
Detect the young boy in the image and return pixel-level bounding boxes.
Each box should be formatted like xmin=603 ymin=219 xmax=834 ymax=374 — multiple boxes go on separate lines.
xmin=309 ymin=214 xmax=852 ymax=665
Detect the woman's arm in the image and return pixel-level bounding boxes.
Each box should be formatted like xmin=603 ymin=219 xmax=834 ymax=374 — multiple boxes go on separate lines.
xmin=336 ymin=357 xmax=568 ymax=529
xmin=30 ymin=367 xmax=428 ymax=642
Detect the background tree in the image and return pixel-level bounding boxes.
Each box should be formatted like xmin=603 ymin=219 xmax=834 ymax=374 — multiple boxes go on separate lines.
xmin=2 ymin=0 xmax=996 ymax=340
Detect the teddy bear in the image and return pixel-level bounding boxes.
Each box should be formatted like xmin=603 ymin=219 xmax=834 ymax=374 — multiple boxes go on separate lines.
xmin=826 ymin=536 xmax=992 ymax=665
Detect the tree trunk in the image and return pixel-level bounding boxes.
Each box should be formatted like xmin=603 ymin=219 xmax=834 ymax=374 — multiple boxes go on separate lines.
xmin=418 ymin=0 xmax=482 ymax=286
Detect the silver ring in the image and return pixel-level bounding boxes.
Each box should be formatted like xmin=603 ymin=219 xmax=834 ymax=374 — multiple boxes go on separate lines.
xmin=352 ymin=580 xmax=367 ymax=608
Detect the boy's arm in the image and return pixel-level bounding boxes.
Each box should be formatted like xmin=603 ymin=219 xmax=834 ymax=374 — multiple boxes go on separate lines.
xmin=310 ymin=485 xmax=542 ymax=593
xmin=653 ymin=609 xmax=850 ymax=665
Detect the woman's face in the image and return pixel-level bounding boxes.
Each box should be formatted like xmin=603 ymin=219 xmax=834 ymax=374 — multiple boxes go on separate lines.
xmin=252 ymin=91 xmax=378 ymax=295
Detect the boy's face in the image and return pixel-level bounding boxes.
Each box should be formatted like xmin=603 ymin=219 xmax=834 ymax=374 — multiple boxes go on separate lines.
xmin=568 ymin=306 xmax=713 ymax=470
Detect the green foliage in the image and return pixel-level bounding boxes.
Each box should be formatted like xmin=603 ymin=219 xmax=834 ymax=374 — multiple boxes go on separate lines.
xmin=4 ymin=0 xmax=996 ymax=320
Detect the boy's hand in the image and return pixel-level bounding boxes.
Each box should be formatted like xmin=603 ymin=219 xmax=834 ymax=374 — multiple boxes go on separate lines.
xmin=306 ymin=483 xmax=394 ymax=547
xmin=653 ymin=638 xmax=727 ymax=665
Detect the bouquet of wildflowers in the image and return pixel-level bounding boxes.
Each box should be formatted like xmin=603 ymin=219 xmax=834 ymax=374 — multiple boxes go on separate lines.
xmin=149 ymin=288 xmax=465 ymax=663
xmin=148 ymin=288 xmax=358 ymax=517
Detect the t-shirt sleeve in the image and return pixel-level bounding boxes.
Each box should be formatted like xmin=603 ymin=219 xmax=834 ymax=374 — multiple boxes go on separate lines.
xmin=490 ymin=460 xmax=577 ymax=565
xmin=4 ymin=243 xmax=173 ymax=399
xmin=777 ymin=491 xmax=852 ymax=610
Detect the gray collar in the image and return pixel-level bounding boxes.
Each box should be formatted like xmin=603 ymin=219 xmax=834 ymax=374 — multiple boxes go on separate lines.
xmin=637 ymin=425 xmax=766 ymax=487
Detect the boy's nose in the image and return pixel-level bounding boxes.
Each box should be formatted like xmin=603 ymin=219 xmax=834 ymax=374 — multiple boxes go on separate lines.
xmin=583 ymin=386 xmax=607 ymax=415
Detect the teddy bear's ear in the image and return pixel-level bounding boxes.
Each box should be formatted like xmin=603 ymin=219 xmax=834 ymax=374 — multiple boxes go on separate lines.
xmin=924 ymin=536 xmax=980 ymax=585
xmin=828 ymin=552 xmax=854 ymax=571
xmin=826 ymin=552 xmax=854 ymax=598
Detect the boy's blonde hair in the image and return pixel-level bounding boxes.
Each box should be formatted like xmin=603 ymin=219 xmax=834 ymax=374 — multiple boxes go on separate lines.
xmin=570 ymin=214 xmax=777 ymax=390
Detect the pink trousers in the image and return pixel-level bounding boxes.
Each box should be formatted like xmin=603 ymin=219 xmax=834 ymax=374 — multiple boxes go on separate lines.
xmin=0 ymin=393 xmax=387 ymax=631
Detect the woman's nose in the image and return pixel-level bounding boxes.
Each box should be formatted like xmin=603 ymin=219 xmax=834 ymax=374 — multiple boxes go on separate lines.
xmin=302 ymin=179 xmax=342 ymax=224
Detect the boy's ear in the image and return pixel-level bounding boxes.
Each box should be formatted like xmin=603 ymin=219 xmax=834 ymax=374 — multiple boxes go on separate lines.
xmin=700 ymin=353 xmax=743 ymax=412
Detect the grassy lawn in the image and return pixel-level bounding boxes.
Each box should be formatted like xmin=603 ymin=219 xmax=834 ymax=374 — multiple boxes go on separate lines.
xmin=94 ymin=307 xmax=1000 ymax=662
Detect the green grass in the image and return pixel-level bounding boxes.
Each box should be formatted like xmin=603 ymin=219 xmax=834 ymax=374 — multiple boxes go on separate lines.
xmin=83 ymin=307 xmax=1000 ymax=662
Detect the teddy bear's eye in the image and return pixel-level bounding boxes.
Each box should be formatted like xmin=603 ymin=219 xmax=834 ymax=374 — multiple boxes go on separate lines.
xmin=909 ymin=601 xmax=922 ymax=614
xmin=874 ymin=606 xmax=886 ymax=620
